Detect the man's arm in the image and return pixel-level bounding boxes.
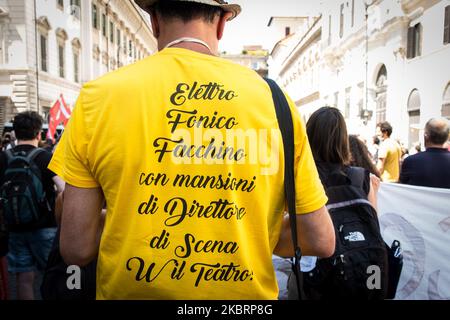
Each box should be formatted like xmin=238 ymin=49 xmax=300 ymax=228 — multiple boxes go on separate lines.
xmin=368 ymin=174 xmax=380 ymax=212
xmin=376 ymin=157 xmax=385 ymax=176
xmin=60 ymin=184 xmax=105 ymax=267
xmin=52 ymin=175 xmax=65 ymax=194
xmin=273 ymin=206 xmax=335 ymax=258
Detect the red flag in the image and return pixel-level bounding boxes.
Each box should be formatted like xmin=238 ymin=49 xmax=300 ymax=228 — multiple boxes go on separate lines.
xmin=59 ymin=94 xmax=71 ymax=126
xmin=47 ymin=94 xmax=71 ymax=142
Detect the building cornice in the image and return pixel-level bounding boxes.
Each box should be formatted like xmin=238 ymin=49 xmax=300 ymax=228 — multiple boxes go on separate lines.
xmin=279 ymin=17 xmax=322 ymax=76
xmin=322 ymin=15 xmax=409 ymax=69
xmin=400 ymin=0 xmax=440 ymax=14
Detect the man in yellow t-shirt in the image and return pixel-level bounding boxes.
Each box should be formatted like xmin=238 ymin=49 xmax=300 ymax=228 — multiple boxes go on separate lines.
xmin=49 ymin=0 xmax=335 ymax=300
xmin=376 ymin=121 xmax=402 ymax=182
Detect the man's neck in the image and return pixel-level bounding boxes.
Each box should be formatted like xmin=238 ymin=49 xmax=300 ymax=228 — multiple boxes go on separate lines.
xmin=17 ymin=140 xmax=39 ymax=148
xmin=157 ymin=21 xmax=218 ymax=56
xmin=164 ymin=41 xmax=212 ymax=55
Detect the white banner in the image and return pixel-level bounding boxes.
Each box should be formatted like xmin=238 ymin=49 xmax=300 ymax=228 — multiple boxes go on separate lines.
xmin=378 ymin=183 xmax=450 ymax=300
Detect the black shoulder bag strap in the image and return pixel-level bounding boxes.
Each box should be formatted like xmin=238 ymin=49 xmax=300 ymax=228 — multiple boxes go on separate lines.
xmin=264 ymin=78 xmax=304 ymax=299
xmin=346 ymin=166 xmax=366 ymax=190
xmin=4 ymin=149 xmax=14 ymax=165
xmin=26 ymin=147 xmax=45 ymax=164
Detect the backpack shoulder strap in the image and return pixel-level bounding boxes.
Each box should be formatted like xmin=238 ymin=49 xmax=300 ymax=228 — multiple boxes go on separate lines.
xmin=320 ymin=164 xmax=350 ymax=188
xmin=4 ymin=149 xmax=14 ymax=164
xmin=26 ymin=148 xmax=45 ymax=162
xmin=346 ymin=166 xmax=367 ymax=190
xmin=264 ymin=78 xmax=298 ymax=251
xmin=264 ymin=77 xmax=305 ymax=299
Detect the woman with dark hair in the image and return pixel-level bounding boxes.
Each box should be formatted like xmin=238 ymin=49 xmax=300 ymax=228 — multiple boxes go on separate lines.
xmin=349 ymin=134 xmax=381 ymax=178
xmin=306 ymin=107 xmax=379 ymax=209
xmin=303 ymin=107 xmax=388 ymax=300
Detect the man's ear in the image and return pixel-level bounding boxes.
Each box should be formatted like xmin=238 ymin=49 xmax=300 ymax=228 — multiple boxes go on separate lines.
xmin=149 ymin=10 xmax=160 ymax=38
xmin=217 ymin=12 xmax=233 ymax=40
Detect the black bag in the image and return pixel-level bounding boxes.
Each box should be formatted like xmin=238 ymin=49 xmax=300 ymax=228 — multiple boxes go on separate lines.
xmin=386 ymin=239 xmax=403 ymax=299
xmin=265 ymin=78 xmax=307 ymax=300
xmin=41 ymin=228 xmax=97 ymax=300
xmin=302 ymin=166 xmax=389 ymax=300
xmin=0 ymin=148 xmax=50 ymax=226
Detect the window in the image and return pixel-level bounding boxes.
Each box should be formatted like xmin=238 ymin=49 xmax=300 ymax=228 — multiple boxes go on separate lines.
xmin=443 ymin=83 xmax=450 ymax=120
xmin=117 ymin=29 xmax=121 ymax=47
xmin=444 ymin=6 xmax=450 ymax=45
xmin=334 ymin=92 xmax=339 ymax=109
xmin=407 ymin=89 xmax=421 ymax=148
xmin=58 ymin=45 xmax=65 ymax=78
xmin=339 ymin=3 xmax=345 ymax=38
xmin=70 ymin=0 xmax=80 ymax=17
xmin=37 ymin=17 xmax=52 ymax=71
xmin=345 ymin=87 xmax=351 ymax=118
xmin=328 ymin=15 xmax=332 ymax=46
xmin=123 ymin=35 xmax=127 ymax=54
xmin=110 ymin=22 xmax=114 ymax=43
xmin=57 ymin=0 xmax=64 ymax=10
xmin=40 ymin=35 xmax=48 ymax=72
xmin=285 ymin=27 xmax=290 ymax=36
xmin=407 ymin=23 xmax=422 ymax=59
xmin=0 ymin=24 xmax=4 ymax=65
xmin=129 ymin=40 xmax=132 ymax=57
xmin=102 ymin=13 xmax=107 ymax=37
xmin=74 ymin=52 xmax=79 ymax=83
xmin=357 ymin=82 xmax=364 ymax=116
xmin=351 ymin=0 xmax=355 ymax=27
xmin=375 ymin=65 xmax=387 ymax=123
xmin=92 ymin=4 xmax=98 ymax=29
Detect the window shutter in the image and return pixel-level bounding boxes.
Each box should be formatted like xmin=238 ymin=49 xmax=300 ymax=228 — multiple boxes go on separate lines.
xmin=407 ymin=26 xmax=415 ymax=59
xmin=415 ymin=24 xmax=422 ymax=56
xmin=444 ymin=6 xmax=450 ymax=44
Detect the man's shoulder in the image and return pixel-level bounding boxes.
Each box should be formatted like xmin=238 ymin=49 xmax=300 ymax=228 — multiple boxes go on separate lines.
xmin=35 ymin=147 xmax=53 ymax=161
xmin=403 ymin=151 xmax=430 ymax=164
xmin=83 ymin=56 xmax=159 ymax=90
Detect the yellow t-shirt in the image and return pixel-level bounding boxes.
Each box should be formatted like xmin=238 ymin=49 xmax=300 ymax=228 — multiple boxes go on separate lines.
xmin=49 ymin=48 xmax=327 ymax=300
xmin=379 ymin=137 xmax=402 ymax=182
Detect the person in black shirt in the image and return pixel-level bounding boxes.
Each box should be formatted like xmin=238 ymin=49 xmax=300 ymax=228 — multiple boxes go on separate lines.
xmin=400 ymin=118 xmax=450 ymax=189
xmin=0 ymin=111 xmax=64 ymax=300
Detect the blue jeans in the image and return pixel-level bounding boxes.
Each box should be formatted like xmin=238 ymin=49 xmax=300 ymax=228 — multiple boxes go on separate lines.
xmin=7 ymin=228 xmax=57 ymax=273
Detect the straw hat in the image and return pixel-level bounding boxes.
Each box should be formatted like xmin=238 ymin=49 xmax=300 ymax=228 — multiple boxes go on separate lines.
xmin=135 ymin=0 xmax=241 ymax=21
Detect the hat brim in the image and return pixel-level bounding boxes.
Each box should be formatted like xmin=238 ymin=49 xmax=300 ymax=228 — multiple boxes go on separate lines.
xmin=135 ymin=0 xmax=241 ymax=21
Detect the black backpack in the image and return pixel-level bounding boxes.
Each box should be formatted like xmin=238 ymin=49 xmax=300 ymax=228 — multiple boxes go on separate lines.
xmin=41 ymin=228 xmax=97 ymax=300
xmin=0 ymin=148 xmax=49 ymax=226
xmin=302 ymin=166 xmax=389 ymax=300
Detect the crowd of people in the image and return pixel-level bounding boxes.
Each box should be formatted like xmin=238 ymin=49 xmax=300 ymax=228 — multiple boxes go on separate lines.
xmin=0 ymin=0 xmax=449 ymax=301
xmin=348 ymin=119 xmax=450 ymax=189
